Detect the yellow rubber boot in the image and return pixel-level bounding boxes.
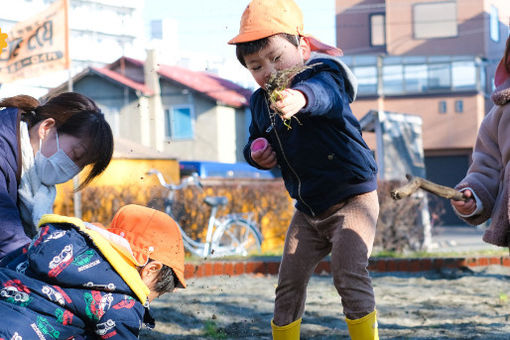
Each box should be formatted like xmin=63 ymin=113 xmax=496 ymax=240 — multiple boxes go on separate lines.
xmin=271 ymin=318 xmax=301 ymax=340
xmin=345 ymin=310 xmax=379 ymax=340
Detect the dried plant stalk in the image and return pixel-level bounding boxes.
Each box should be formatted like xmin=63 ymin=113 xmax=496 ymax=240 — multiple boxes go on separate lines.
xmin=265 ymin=63 xmax=319 ymax=129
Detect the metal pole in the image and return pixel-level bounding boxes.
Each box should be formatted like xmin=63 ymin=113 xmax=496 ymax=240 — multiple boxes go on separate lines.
xmin=68 ymin=63 xmax=81 ymax=219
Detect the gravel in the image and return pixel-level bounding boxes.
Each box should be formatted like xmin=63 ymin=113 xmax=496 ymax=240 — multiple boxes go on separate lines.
xmin=140 ymin=265 xmax=510 ymax=339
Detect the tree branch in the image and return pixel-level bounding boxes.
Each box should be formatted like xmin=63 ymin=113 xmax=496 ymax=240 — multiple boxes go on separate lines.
xmin=391 ymin=174 xmax=467 ymax=201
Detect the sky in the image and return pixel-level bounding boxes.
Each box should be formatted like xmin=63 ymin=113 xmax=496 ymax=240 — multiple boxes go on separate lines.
xmin=143 ymin=0 xmax=336 ymax=60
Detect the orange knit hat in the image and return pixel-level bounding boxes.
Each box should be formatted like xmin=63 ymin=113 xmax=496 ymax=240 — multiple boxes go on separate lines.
xmin=107 ymin=204 xmax=186 ymax=288
xmin=228 ymin=0 xmax=342 ymax=56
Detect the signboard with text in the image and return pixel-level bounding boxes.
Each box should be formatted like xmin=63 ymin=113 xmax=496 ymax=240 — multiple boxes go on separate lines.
xmin=0 ymin=0 xmax=69 ymax=83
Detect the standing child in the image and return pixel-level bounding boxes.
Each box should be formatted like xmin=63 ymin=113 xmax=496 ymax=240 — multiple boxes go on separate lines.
xmin=451 ymin=35 xmax=510 ymax=249
xmin=0 ymin=204 xmax=186 ymax=339
xmin=229 ymin=1 xmax=379 ymax=339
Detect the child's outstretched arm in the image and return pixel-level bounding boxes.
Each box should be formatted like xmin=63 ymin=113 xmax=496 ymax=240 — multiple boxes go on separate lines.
xmin=451 ymin=107 xmax=506 ymax=225
xmin=290 ymin=61 xmax=348 ymax=118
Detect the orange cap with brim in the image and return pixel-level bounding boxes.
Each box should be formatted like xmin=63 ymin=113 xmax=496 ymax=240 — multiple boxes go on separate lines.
xmin=107 ymin=204 xmax=186 ymax=288
xmin=228 ymin=0 xmax=342 ymax=57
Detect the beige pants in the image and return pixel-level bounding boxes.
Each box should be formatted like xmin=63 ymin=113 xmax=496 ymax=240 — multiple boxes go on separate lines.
xmin=273 ymin=190 xmax=379 ymax=326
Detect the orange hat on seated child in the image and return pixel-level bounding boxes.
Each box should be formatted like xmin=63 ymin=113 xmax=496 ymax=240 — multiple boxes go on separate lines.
xmin=107 ymin=204 xmax=186 ymax=288
xmin=228 ymin=0 xmax=342 ymax=57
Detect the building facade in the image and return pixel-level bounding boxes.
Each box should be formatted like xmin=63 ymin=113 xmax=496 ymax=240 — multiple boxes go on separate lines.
xmin=46 ymin=53 xmax=252 ymax=164
xmin=336 ymin=0 xmax=510 ymax=224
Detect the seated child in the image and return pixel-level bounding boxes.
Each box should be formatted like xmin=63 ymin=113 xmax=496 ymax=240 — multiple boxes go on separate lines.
xmin=0 ymin=204 xmax=185 ymax=339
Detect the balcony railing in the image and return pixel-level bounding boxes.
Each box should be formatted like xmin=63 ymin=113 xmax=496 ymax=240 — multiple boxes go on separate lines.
xmin=342 ymin=55 xmax=487 ymax=97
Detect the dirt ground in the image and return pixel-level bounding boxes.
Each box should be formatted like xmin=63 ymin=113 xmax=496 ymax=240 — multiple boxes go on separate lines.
xmin=140 ymin=265 xmax=510 ymax=339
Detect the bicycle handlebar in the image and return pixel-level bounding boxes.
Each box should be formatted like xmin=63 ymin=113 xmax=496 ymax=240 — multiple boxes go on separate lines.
xmin=146 ymin=168 xmax=203 ymax=191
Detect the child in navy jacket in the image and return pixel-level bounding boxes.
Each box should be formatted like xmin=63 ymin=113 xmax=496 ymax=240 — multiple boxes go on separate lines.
xmin=229 ymin=1 xmax=380 ymax=339
xmin=0 ymin=204 xmax=185 ymax=339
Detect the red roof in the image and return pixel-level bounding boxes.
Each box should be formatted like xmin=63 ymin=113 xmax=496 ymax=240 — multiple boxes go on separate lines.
xmin=91 ymin=66 xmax=153 ymax=95
xmin=157 ymin=64 xmax=250 ymax=108
xmin=102 ymin=57 xmax=250 ymax=108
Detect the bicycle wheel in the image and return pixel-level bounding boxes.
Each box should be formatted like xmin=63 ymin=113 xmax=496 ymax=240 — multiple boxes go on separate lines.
xmin=211 ymin=219 xmax=262 ymax=257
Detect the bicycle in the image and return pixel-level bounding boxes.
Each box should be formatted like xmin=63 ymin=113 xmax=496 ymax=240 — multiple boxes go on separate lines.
xmin=146 ymin=169 xmax=263 ymax=258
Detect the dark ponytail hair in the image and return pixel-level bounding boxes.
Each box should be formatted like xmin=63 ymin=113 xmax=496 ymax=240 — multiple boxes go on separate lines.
xmin=0 ymin=92 xmax=114 ymax=190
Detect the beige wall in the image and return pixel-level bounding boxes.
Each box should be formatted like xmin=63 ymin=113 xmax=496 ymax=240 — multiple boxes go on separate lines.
xmin=351 ymin=93 xmax=485 ymax=150
xmin=385 ymin=0 xmax=484 ymax=56
xmin=216 ymin=105 xmax=237 ymax=163
xmin=119 ymin=99 xmax=145 ymax=145
xmin=235 ymin=108 xmax=250 ymax=161
xmin=337 ymin=0 xmax=510 ymax=57
xmin=161 ymin=89 xmax=218 ymax=161
xmin=155 ymin=81 xmax=249 ymax=163
xmin=336 ymin=0 xmax=386 ymax=54
xmin=111 ymin=80 xmax=249 ymax=163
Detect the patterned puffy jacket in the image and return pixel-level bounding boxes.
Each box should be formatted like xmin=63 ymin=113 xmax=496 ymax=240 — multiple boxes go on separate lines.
xmin=0 ymin=215 xmax=154 ymax=339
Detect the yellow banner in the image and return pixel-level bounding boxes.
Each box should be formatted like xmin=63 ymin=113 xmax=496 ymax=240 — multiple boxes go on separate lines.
xmin=0 ymin=0 xmax=69 ymax=83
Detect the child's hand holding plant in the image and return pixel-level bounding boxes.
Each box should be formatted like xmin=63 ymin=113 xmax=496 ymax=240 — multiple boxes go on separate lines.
xmin=265 ymin=63 xmax=317 ymax=129
xmin=271 ymin=89 xmax=307 ymax=120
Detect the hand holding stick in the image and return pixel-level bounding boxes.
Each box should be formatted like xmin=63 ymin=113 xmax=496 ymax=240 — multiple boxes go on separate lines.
xmin=391 ymin=174 xmax=468 ymax=201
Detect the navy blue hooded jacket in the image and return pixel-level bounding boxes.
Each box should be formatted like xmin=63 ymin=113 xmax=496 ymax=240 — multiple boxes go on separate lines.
xmin=0 ymin=107 xmax=31 ymax=258
xmin=243 ymin=53 xmax=377 ymax=216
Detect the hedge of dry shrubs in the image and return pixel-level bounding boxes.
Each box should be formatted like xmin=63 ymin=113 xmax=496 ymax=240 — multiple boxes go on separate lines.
xmin=55 ymin=178 xmax=443 ymax=254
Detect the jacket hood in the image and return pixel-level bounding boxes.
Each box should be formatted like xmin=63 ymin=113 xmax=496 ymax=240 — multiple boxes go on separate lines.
xmin=491 ymin=78 xmax=510 ymax=106
xmin=307 ymin=52 xmax=358 ymax=103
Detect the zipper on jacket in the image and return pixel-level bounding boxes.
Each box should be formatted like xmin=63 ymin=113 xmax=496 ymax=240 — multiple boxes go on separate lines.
xmin=267 ymin=102 xmax=316 ymax=216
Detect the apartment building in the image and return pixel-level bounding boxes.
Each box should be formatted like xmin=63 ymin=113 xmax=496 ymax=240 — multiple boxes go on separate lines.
xmin=336 ymin=0 xmax=510 ymax=224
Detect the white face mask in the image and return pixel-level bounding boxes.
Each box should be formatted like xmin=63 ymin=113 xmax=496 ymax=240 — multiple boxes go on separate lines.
xmin=35 ymin=132 xmax=81 ymax=185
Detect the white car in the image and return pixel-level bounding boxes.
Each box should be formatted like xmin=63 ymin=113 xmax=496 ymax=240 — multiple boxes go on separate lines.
xmin=45 ymin=230 xmax=67 ymax=242
xmin=49 ymin=245 xmax=73 ymax=269
xmin=84 ymin=282 xmax=116 ymax=291
xmin=42 ymin=286 xmax=66 ymax=306
xmin=96 ymin=319 xmax=115 ymax=335
xmin=0 ymin=286 xmax=29 ymax=303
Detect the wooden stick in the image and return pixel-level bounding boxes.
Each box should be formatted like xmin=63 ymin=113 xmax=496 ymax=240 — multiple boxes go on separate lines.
xmin=391 ymin=174 xmax=467 ymax=201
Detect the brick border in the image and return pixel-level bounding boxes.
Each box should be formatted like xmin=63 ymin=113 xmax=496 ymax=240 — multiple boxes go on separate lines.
xmin=183 ymin=256 xmax=510 ymax=279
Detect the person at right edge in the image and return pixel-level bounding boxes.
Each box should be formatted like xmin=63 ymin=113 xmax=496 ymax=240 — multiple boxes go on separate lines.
xmin=228 ymin=0 xmax=380 ymax=339
xmin=451 ymin=36 xmax=510 ymax=252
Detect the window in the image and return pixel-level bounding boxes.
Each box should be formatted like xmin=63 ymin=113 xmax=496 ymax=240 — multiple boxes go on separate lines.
xmin=382 ymin=58 xmax=403 ymax=94
xmin=428 ymin=63 xmax=451 ymax=90
xmin=383 ymin=64 xmax=403 ymax=94
xmin=452 ymin=61 xmax=476 ymax=89
xmin=438 ymin=101 xmax=447 ymax=114
xmin=165 ymin=106 xmax=194 ymax=139
xmin=490 ymin=5 xmax=499 ymax=42
xmin=404 ymin=64 xmax=427 ymax=92
xmin=413 ymin=2 xmax=457 ymax=39
xmin=151 ymin=20 xmax=163 ymax=40
xmin=455 ymin=100 xmax=463 ymax=113
xmin=353 ymin=66 xmax=378 ymax=94
xmin=370 ymin=14 xmax=386 ymax=47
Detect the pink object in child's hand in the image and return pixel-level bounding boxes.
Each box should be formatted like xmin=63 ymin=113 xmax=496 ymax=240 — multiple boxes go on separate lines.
xmin=251 ymin=137 xmax=268 ymax=152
